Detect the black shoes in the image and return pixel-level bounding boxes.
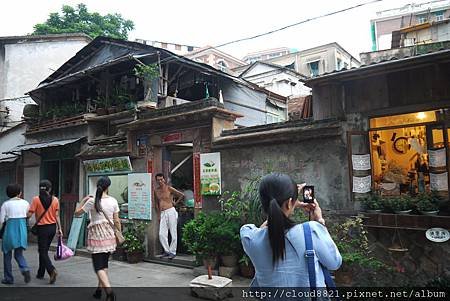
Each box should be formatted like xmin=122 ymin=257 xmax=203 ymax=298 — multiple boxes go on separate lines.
xmin=22 ymin=271 xmax=31 ymax=283
xmin=93 ymin=288 xmax=102 ymax=299
xmin=1 ymin=279 xmax=13 ymax=285
xmin=106 ymin=292 xmax=116 ymax=301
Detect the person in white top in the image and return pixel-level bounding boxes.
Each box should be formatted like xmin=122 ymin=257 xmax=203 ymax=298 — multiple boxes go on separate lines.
xmin=74 ymin=176 xmax=120 ymax=301
xmin=0 ymin=184 xmax=31 ymax=285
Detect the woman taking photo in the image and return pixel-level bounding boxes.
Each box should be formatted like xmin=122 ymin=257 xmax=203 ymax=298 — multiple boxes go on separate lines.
xmin=0 ymin=184 xmax=31 ymax=284
xmin=28 ymin=180 xmax=62 ymax=284
xmin=74 ymin=176 xmax=120 ymax=301
xmin=240 ymin=173 xmax=341 ymax=288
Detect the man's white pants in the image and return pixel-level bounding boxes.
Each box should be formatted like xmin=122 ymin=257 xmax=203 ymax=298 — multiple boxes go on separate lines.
xmin=159 ymin=207 xmax=178 ymax=255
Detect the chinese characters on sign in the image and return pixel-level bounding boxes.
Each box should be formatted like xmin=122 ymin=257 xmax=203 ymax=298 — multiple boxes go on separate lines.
xmin=128 ymin=173 xmax=152 ymax=220
xmin=352 ymin=154 xmax=371 ymax=170
xmin=83 ymin=156 xmax=132 ymax=173
xmin=426 ymin=228 xmax=450 ymax=243
xmin=200 ymin=152 xmax=221 ymax=196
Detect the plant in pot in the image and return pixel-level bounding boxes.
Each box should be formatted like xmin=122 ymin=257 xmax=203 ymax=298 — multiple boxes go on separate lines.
xmin=361 ymin=194 xmax=382 ymax=213
xmin=216 ymin=217 xmax=241 ymax=267
xmin=389 ymin=195 xmax=413 ymax=214
xmin=134 ymin=63 xmax=159 ymax=103
xmin=123 ymin=221 xmax=147 ymax=263
xmin=93 ymin=97 xmax=108 ymax=115
xmin=182 ymin=212 xmax=221 ymax=269
xmin=238 ymin=254 xmax=255 ymax=278
xmin=415 ymin=192 xmax=439 ymax=215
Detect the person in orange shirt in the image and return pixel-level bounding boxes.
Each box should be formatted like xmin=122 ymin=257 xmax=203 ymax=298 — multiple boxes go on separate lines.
xmin=27 ymin=180 xmax=62 ymax=284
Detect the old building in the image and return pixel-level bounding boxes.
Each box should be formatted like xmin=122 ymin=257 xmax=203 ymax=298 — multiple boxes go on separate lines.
xmin=7 ymin=36 xmax=285 ymax=262
xmin=242 ymin=47 xmax=291 ymax=64
xmin=234 ymin=61 xmax=310 ymax=98
xmin=0 ymin=34 xmax=90 ymax=203
xmin=184 ymin=46 xmax=246 ymax=74
xmin=371 ymin=0 xmax=450 ymax=50
xmin=240 ymin=42 xmax=360 ymax=78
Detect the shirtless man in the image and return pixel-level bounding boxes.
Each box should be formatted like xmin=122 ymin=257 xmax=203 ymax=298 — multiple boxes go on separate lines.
xmin=154 ymin=173 xmax=184 ymax=259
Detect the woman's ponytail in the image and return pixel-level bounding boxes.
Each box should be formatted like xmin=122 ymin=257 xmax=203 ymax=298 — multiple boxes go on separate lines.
xmin=268 ymin=198 xmax=287 ymax=264
xmin=38 ymin=180 xmax=52 ymax=209
xmin=259 ymin=173 xmax=298 ymax=265
xmin=94 ymin=176 xmax=111 ymax=213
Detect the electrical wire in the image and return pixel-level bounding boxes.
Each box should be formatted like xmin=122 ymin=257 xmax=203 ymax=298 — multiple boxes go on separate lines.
xmin=159 ymin=0 xmax=383 ymax=65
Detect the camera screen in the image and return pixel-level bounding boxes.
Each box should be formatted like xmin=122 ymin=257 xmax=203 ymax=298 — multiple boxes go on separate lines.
xmin=303 ymin=186 xmax=314 ymax=203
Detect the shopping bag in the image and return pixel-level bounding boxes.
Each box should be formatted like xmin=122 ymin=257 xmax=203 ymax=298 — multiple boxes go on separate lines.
xmin=54 ymin=236 xmax=74 ymax=261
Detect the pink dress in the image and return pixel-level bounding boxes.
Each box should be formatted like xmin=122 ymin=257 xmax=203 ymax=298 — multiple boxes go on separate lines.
xmin=82 ymin=196 xmax=119 ymax=254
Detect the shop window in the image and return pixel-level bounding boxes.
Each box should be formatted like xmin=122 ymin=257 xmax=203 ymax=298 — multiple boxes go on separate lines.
xmin=370 ymin=110 xmax=437 ymax=128
xmin=370 ymin=110 xmax=449 ymax=198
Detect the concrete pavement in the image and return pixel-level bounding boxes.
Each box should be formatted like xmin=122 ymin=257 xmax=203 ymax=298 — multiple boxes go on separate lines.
xmin=0 ymin=243 xmax=251 ymax=287
xmin=0 ymin=243 xmax=252 ymax=301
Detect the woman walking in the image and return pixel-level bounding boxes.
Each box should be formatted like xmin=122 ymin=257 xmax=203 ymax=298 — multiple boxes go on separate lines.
xmin=27 ymin=180 xmax=62 ymax=284
xmin=0 ymin=184 xmax=31 ymax=285
xmin=74 ymin=176 xmax=120 ymax=301
xmin=240 ymin=173 xmax=341 ymax=288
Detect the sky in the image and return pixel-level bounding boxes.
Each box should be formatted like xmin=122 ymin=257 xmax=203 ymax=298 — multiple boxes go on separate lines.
xmin=0 ymin=0 xmax=421 ymax=60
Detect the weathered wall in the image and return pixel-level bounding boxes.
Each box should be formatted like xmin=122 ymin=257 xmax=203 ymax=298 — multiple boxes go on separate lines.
xmin=218 ymin=135 xmax=352 ymax=211
xmin=368 ymin=228 xmax=450 ymax=285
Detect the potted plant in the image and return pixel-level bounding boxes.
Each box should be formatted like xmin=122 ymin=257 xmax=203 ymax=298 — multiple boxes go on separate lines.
xmin=123 ymin=221 xmax=147 ymax=264
xmin=134 ymin=63 xmax=159 ymax=102
xmin=383 ymin=196 xmax=413 ymax=214
xmin=182 ymin=212 xmax=222 ymax=269
xmin=394 ymin=195 xmax=413 ymax=214
xmin=361 ymin=194 xmax=382 ymax=213
xmin=93 ymin=97 xmax=108 ymax=115
xmin=216 ymin=218 xmax=241 ymax=267
xmin=238 ymin=254 xmax=255 ymax=278
xmin=415 ymin=192 xmax=439 ymax=215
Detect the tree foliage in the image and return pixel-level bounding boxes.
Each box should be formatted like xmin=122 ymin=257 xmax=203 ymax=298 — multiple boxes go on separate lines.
xmin=32 ymin=3 xmax=134 ymax=39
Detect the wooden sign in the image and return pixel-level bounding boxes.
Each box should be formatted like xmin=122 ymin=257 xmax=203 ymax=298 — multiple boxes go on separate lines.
xmin=67 ymin=214 xmax=86 ymax=252
xmin=83 ymin=156 xmax=132 ymax=173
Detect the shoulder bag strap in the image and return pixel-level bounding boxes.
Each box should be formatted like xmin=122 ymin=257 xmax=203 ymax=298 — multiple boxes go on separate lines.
xmin=34 ymin=198 xmax=53 ymax=227
xmin=303 ymin=222 xmax=340 ymax=300
xmin=303 ymin=222 xmax=317 ymax=291
xmin=99 ymin=206 xmax=118 ymax=232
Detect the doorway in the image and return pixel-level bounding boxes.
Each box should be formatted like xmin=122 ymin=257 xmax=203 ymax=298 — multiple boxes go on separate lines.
xmin=165 ymin=143 xmax=194 ymax=256
xmin=42 ymin=159 xmax=79 ymax=237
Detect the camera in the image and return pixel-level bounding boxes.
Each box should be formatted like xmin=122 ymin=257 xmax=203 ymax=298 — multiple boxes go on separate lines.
xmin=302 ymin=185 xmax=314 ymax=203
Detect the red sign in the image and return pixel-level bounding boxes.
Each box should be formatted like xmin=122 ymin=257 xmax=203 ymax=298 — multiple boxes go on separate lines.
xmin=147 ymin=160 xmax=153 ymax=174
xmin=162 ymin=133 xmax=182 ymax=144
xmin=193 ymin=152 xmax=202 ymax=209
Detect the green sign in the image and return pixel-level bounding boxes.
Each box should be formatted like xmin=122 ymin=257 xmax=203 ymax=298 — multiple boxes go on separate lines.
xmin=200 ymin=152 xmax=221 ymax=196
xmin=83 ymin=156 xmax=132 ymax=173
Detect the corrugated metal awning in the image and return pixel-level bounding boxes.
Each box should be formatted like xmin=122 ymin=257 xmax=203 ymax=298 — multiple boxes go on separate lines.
xmin=6 ymin=137 xmax=84 ymax=153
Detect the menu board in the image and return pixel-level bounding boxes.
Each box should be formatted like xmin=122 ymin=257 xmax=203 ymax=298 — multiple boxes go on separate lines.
xmin=128 ymin=173 xmax=152 ymax=220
